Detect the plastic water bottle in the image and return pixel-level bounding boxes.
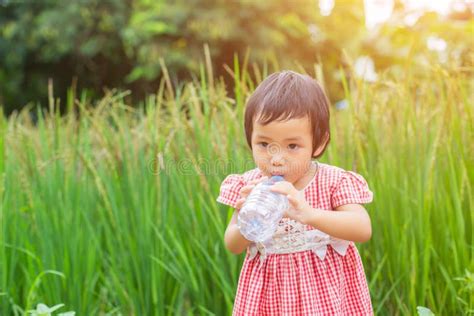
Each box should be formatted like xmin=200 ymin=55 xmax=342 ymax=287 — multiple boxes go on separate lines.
xmin=237 ymin=176 xmax=289 ymax=243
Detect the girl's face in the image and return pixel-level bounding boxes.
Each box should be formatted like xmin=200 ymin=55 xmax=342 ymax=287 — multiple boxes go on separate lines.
xmin=251 ymin=115 xmax=319 ymax=189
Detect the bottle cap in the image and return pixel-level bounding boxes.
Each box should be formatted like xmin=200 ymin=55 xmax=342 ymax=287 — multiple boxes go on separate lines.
xmin=270 ymin=175 xmax=285 ymax=182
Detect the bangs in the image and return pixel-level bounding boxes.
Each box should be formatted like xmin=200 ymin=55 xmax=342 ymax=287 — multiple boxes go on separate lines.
xmin=250 ymin=71 xmax=321 ymax=124
xmin=254 ymin=83 xmax=313 ymax=125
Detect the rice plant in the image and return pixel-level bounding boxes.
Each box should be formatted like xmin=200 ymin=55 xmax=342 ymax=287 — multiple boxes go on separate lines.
xmin=1 ymin=58 xmax=472 ymax=315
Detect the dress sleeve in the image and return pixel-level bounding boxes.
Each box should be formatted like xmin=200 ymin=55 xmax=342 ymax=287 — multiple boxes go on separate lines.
xmin=216 ymin=174 xmax=245 ymax=208
xmin=331 ymin=171 xmax=373 ymax=209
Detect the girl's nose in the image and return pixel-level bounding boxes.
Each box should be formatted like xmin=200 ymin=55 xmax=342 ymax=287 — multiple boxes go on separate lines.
xmin=270 ymin=154 xmax=284 ymax=166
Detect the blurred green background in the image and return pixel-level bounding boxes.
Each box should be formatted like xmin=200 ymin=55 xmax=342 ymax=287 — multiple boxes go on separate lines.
xmin=0 ymin=0 xmax=473 ymax=315
xmin=1 ymin=0 xmax=472 ymax=115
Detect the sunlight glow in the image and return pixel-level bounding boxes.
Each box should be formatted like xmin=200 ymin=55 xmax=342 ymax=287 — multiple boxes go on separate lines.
xmin=364 ymin=0 xmax=394 ymax=29
xmin=319 ymin=0 xmax=335 ymax=16
xmin=363 ymin=0 xmax=469 ymax=29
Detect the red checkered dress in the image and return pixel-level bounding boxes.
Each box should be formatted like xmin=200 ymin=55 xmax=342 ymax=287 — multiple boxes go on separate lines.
xmin=217 ymin=162 xmax=374 ymax=315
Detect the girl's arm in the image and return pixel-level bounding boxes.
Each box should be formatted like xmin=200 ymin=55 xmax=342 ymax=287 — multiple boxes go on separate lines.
xmin=270 ymin=182 xmax=372 ymax=243
xmin=224 ymin=211 xmax=252 ymax=254
xmin=302 ymin=204 xmax=372 ymax=243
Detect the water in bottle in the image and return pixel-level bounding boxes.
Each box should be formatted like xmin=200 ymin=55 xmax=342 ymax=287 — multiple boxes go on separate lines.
xmin=237 ymin=175 xmax=289 ymax=243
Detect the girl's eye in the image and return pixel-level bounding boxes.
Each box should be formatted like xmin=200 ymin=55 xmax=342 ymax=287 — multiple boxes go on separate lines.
xmin=288 ymin=144 xmax=299 ymax=150
xmin=259 ymin=142 xmax=269 ymax=148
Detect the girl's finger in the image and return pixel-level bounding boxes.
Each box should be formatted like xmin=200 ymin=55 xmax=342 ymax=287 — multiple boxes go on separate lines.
xmin=270 ymin=186 xmax=286 ymax=195
xmin=235 ymin=198 xmax=246 ymax=210
xmin=282 ymin=208 xmax=294 ymax=220
xmin=239 ymin=177 xmax=268 ymax=198
xmin=239 ymin=184 xmax=255 ymax=197
xmin=287 ymin=194 xmax=299 ymax=209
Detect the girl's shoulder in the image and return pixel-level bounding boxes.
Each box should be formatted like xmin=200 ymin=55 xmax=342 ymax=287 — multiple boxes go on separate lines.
xmin=241 ymin=168 xmax=265 ymax=182
xmin=316 ymin=162 xmax=368 ymax=186
xmin=314 ymin=162 xmax=373 ymax=208
xmin=220 ymin=167 xmax=263 ymax=185
xmin=216 ymin=167 xmax=263 ymax=208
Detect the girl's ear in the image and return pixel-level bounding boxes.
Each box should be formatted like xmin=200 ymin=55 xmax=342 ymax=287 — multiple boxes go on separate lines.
xmin=312 ymin=132 xmax=330 ymax=157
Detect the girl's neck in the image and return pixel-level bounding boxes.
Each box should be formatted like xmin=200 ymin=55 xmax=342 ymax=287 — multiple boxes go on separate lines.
xmin=293 ymin=161 xmax=318 ymax=191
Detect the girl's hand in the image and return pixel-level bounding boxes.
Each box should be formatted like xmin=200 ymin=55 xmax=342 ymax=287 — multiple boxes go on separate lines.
xmin=270 ymin=181 xmax=314 ymax=224
xmin=235 ymin=176 xmax=269 ymax=210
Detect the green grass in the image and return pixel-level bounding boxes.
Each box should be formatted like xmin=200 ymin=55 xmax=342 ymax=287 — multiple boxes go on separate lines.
xmin=1 ymin=60 xmax=473 ymax=315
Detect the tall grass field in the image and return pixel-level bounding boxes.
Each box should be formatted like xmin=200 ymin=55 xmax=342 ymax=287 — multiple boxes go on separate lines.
xmin=1 ymin=60 xmax=473 ymax=315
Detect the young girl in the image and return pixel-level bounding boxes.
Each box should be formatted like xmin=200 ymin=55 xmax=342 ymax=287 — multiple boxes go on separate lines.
xmin=217 ymin=71 xmax=374 ymax=315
